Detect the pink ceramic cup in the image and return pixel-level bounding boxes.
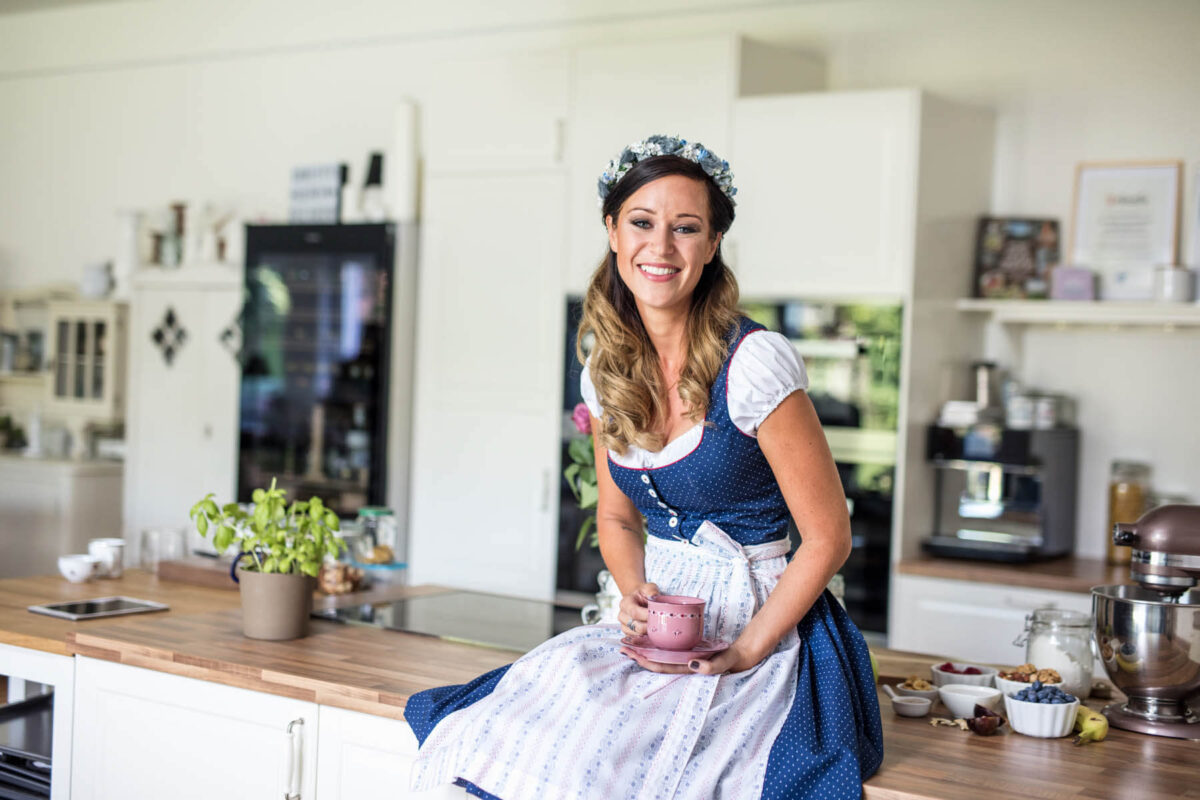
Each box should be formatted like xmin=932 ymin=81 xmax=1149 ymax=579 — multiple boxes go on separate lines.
xmin=646 ymin=595 xmax=705 ymax=650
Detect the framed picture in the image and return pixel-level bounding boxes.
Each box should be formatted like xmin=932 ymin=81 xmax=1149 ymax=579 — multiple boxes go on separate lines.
xmin=1071 ymin=160 xmax=1182 ymax=269
xmin=972 ymin=217 xmax=1060 ymax=299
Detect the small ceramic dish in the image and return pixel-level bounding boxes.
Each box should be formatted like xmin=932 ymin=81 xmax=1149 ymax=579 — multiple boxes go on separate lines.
xmin=930 ymin=661 xmax=998 ymax=688
xmin=882 ymin=685 xmax=932 ymax=717
xmin=937 ymin=684 xmax=1002 ymax=718
xmin=1004 ymin=693 xmax=1079 ymax=738
xmin=894 ymin=683 xmax=939 ymax=702
xmin=891 ymin=696 xmax=932 ymax=718
xmin=995 ymin=674 xmax=1064 ymax=697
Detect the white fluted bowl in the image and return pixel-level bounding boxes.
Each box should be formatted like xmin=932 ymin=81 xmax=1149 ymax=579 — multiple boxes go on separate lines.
xmin=930 ymin=661 xmax=998 ymax=687
xmin=1003 ymin=693 xmax=1079 ymax=738
xmin=937 ymin=684 xmax=1002 ymax=718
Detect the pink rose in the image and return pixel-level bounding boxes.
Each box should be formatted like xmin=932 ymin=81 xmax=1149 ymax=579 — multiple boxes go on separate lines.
xmin=572 ymin=402 xmax=592 ymax=435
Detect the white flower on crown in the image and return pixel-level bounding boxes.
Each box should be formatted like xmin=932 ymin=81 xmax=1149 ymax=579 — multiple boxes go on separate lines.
xmin=597 ymin=134 xmax=737 ymax=208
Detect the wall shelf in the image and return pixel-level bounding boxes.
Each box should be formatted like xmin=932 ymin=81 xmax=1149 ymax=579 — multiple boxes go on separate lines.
xmin=956 ymin=298 xmax=1200 ymax=328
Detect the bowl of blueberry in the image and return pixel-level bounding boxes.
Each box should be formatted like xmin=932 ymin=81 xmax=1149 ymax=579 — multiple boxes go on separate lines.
xmin=1003 ymin=680 xmax=1080 ymax=738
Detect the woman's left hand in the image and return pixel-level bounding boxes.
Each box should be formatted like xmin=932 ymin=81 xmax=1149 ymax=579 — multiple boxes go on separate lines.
xmin=619 ymin=638 xmax=768 ymax=676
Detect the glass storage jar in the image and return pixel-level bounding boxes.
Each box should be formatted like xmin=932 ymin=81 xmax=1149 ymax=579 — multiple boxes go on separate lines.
xmin=1107 ymin=460 xmax=1151 ymax=566
xmin=354 ymin=506 xmax=400 ymax=565
xmin=1013 ymin=608 xmax=1094 ymax=699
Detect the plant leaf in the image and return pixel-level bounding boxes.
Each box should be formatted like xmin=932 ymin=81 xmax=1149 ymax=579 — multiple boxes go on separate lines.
xmin=574 ymin=514 xmax=596 ymax=551
xmin=579 ymin=481 xmax=598 ymax=509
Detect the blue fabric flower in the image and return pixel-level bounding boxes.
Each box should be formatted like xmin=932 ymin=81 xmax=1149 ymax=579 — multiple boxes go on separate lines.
xmin=596 ymin=134 xmax=736 ymax=209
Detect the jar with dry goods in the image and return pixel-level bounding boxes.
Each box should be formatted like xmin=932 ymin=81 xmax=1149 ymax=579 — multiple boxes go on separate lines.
xmin=1107 ymin=461 xmax=1151 ymax=566
xmin=1013 ymin=608 xmax=1094 ymax=699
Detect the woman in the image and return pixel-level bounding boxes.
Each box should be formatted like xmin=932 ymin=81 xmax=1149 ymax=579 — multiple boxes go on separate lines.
xmin=406 ymin=135 xmax=884 ymax=800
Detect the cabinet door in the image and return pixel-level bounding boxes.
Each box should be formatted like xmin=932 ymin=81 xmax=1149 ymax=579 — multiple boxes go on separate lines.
xmin=316 ymin=706 xmax=466 ymax=799
xmin=407 ymin=169 xmax=565 ymax=600
xmin=423 ymin=51 xmax=569 ymax=172
xmin=889 ymin=575 xmax=1094 ymax=666
xmin=124 ymin=285 xmax=240 ymax=550
xmin=71 ymin=657 xmax=317 ymax=800
xmin=566 ymin=36 xmax=736 ymax=293
xmin=731 ymin=90 xmax=918 ymax=299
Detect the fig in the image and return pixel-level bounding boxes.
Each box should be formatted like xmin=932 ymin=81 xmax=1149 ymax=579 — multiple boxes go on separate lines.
xmin=965 ymin=704 xmax=1006 ymax=736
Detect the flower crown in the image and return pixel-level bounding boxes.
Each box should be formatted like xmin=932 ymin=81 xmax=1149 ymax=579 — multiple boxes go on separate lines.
xmin=597 ymin=135 xmax=736 ymax=208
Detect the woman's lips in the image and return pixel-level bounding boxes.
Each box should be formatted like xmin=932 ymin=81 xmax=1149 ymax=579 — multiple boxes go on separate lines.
xmin=638 ymin=263 xmax=680 ymax=282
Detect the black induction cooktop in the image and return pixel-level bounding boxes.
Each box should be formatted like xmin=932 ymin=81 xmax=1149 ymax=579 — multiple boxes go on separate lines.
xmin=312 ymin=591 xmax=583 ymax=652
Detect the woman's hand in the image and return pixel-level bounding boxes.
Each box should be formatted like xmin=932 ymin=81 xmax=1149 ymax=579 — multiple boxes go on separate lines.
xmin=619 ymin=637 xmax=771 ymax=675
xmin=616 ymin=582 xmax=659 ymax=638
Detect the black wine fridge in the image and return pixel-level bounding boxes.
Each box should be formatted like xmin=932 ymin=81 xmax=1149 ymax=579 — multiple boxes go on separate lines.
xmin=238 ymin=223 xmax=395 ymax=517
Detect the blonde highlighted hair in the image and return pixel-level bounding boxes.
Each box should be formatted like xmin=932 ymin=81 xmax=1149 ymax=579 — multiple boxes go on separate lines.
xmin=577 ymin=155 xmax=740 ymax=455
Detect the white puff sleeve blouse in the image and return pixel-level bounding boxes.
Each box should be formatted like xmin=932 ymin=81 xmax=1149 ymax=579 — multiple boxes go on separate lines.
xmin=579 ymin=331 xmax=807 ymax=467
xmin=726 ymin=330 xmax=809 ymax=436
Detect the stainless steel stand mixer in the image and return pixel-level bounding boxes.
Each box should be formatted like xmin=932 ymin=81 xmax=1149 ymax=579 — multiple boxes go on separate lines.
xmin=1092 ymin=504 xmax=1200 ymax=739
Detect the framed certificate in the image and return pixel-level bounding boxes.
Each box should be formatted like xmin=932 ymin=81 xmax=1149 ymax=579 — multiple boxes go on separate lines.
xmin=1070 ymin=160 xmax=1182 ymax=269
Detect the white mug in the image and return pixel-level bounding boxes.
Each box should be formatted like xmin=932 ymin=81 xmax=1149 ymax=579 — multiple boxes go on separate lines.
xmin=58 ymin=554 xmax=100 ymax=583
xmin=88 ymin=538 xmax=127 ymax=578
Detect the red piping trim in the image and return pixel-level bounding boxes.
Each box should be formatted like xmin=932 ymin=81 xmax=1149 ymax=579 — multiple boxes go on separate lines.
xmin=608 ymin=424 xmax=704 ymax=472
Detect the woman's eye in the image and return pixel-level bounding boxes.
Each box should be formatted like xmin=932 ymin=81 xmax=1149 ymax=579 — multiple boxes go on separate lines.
xmin=675 ymin=226 xmax=699 ymax=235
xmin=630 ymin=219 xmax=651 ymax=229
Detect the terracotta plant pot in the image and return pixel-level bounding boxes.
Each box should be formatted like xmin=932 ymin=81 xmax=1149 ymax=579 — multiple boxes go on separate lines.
xmin=235 ymin=567 xmax=315 ymax=641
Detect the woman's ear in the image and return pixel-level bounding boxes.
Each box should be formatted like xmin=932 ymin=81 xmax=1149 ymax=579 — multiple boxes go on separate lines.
xmin=606 ymin=214 xmax=618 ymax=253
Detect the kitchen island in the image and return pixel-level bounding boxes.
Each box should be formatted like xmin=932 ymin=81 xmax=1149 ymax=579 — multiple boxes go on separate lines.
xmin=1 ymin=571 xmax=1196 ymax=799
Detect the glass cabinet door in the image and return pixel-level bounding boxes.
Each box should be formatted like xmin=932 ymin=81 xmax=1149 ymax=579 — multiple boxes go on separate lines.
xmin=54 ymin=320 xmax=70 ymax=398
xmin=74 ymin=320 xmax=87 ymax=399
xmin=92 ymin=320 xmax=107 ymax=399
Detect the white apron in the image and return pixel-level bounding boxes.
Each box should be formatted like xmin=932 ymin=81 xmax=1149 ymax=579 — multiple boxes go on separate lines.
xmin=410 ymin=521 xmax=799 ymax=800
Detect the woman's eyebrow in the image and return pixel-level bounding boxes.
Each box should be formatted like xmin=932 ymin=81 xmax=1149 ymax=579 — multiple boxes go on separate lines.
xmin=629 ymin=206 xmax=703 ymax=221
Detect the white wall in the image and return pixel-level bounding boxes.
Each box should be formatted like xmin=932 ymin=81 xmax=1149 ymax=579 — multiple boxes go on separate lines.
xmin=2 ymin=0 xmax=1199 ymax=558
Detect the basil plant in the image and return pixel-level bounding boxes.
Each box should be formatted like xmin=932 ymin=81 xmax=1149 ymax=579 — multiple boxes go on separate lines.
xmin=190 ymin=478 xmax=344 ymax=577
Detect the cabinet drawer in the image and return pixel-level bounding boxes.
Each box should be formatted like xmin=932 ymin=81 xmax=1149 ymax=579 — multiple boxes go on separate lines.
xmin=890 ymin=575 xmax=1093 ymax=665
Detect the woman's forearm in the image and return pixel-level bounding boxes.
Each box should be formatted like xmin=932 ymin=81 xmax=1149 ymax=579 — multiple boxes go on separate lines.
xmin=597 ymin=516 xmax=649 ymax=595
xmin=737 ymin=531 xmax=850 ymax=659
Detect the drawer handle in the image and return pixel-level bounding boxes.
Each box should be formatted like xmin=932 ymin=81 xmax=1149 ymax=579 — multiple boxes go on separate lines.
xmin=284 ymin=717 xmax=303 ymax=799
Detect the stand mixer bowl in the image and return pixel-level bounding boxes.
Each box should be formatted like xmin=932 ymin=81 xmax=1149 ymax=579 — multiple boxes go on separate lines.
xmin=1092 ymin=584 xmax=1200 ymax=739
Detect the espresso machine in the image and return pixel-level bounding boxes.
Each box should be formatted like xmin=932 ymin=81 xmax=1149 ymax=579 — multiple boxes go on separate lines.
xmin=1092 ymin=504 xmax=1200 ymax=739
xmin=922 ymin=424 xmax=1079 ymax=561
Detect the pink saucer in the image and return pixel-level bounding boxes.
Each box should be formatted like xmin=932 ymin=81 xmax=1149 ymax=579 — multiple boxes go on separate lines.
xmin=620 ymin=635 xmax=729 ymax=665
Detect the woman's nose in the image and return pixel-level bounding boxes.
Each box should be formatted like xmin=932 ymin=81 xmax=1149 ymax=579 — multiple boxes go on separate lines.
xmin=652 ymin=225 xmax=674 ymax=254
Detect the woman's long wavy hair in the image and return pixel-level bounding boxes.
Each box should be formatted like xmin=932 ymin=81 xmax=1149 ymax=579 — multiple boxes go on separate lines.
xmin=577 ymin=155 xmax=740 ymax=455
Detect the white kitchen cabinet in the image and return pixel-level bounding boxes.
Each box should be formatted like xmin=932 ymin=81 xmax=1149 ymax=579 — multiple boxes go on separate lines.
xmin=889 ymin=574 xmax=1094 ymax=667
xmin=731 ymin=90 xmax=920 ymax=299
xmin=407 ymin=169 xmax=566 ymax=601
xmin=315 ymin=705 xmax=466 ymax=799
xmin=72 ymin=656 xmax=317 ymax=799
xmin=421 ymin=50 xmax=570 ymax=173
xmin=123 ymin=266 xmax=242 ymax=555
xmin=0 ymin=644 xmax=75 ymax=800
xmin=566 ymin=36 xmax=823 ymax=293
xmin=44 ymin=299 xmax=128 ymax=428
xmin=0 ymin=455 xmax=122 ymax=578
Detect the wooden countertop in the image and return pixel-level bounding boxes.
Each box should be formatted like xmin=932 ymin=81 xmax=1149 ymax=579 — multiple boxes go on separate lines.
xmin=898 ymin=554 xmax=1128 ymax=595
xmin=3 ymin=571 xmax=1196 ymax=798
xmin=869 ymin=653 xmax=1198 ymax=799
xmin=0 ymin=569 xmax=437 ymax=656
xmin=0 ymin=570 xmax=242 ymax=654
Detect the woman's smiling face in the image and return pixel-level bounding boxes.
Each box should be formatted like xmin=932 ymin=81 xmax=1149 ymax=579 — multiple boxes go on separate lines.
xmin=606 ymin=174 xmax=721 ymax=317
